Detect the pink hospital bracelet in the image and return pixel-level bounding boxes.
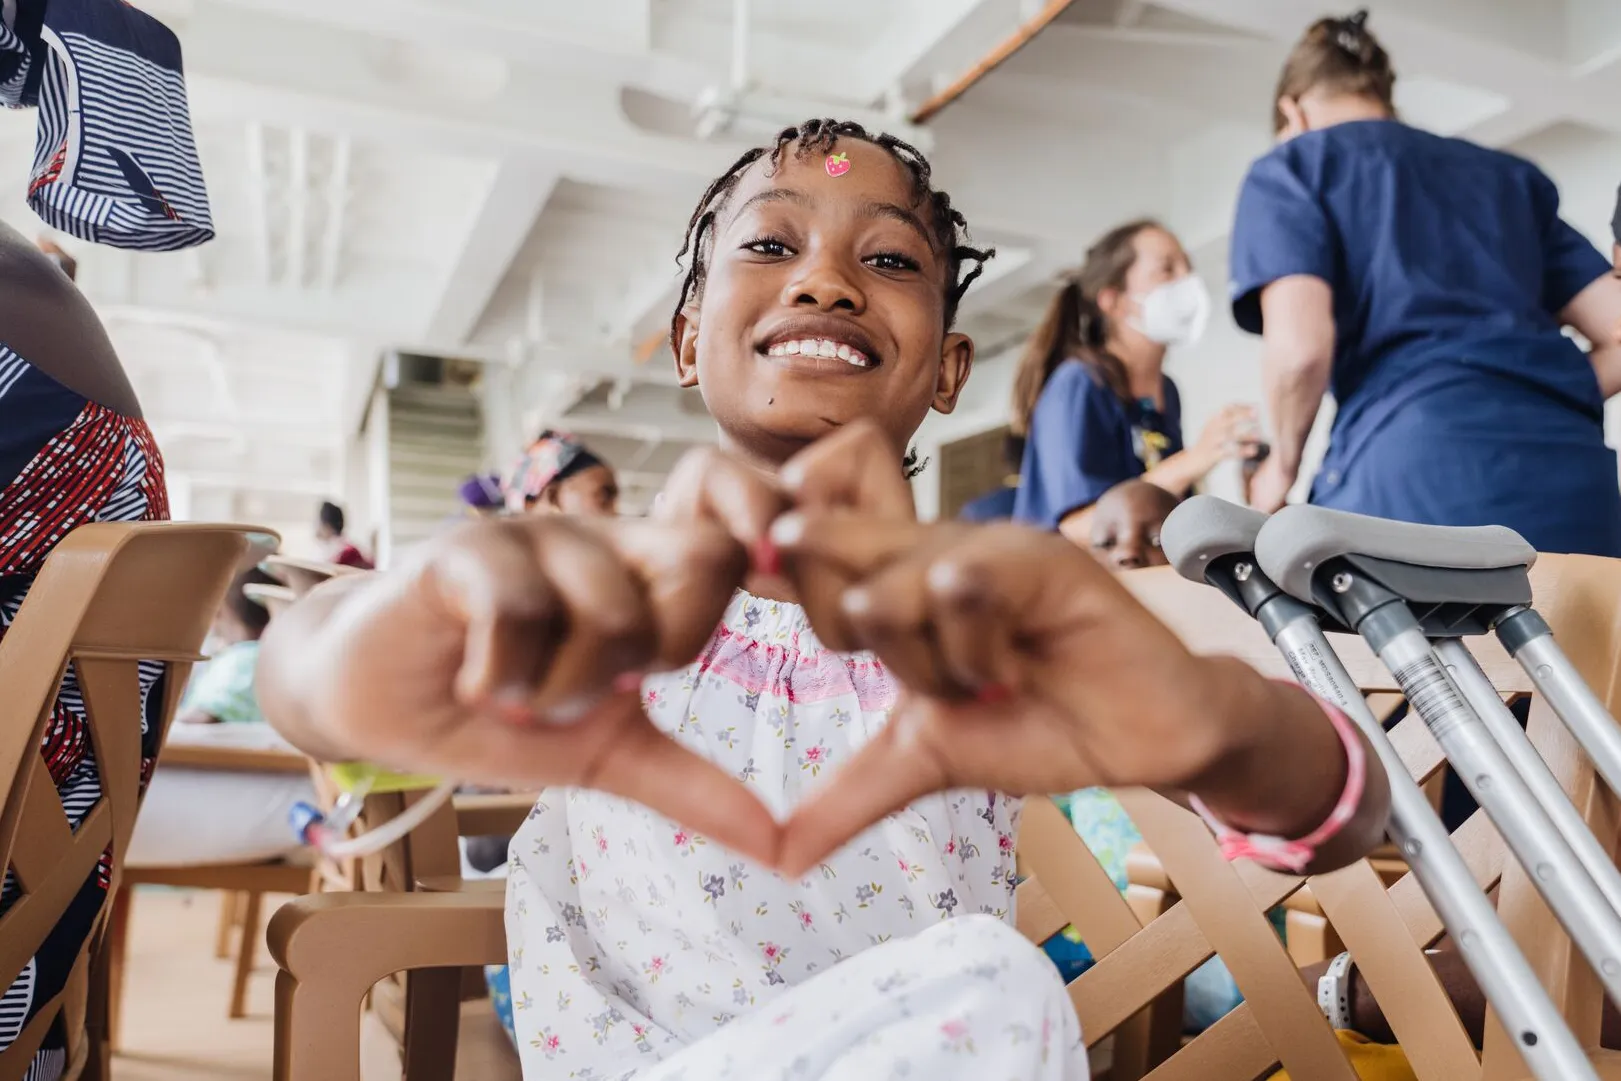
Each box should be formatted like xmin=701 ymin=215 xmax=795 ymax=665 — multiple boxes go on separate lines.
xmin=1189 ymin=685 xmax=1367 ymax=875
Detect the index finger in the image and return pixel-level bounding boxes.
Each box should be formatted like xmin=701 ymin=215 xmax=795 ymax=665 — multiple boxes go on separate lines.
xmin=659 ymin=446 xmax=788 ymax=556
xmin=780 ymin=420 xmax=916 ymax=520
xmin=768 ymin=510 xmax=924 ymax=580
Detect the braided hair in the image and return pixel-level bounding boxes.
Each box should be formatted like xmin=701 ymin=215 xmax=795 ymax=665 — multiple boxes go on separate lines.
xmin=669 ymin=118 xmax=994 ymax=351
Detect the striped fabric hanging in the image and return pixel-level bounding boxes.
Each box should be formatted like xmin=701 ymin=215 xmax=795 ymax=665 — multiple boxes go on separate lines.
xmin=2 ymin=0 xmax=213 ymax=251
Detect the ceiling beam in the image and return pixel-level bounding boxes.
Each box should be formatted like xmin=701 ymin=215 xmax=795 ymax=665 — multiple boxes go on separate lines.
xmin=176 ymin=4 xmax=748 ymax=193
xmin=421 ymin=162 xmax=561 ymax=345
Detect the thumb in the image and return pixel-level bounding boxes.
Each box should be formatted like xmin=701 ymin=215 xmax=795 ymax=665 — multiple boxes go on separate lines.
xmin=426 ymin=526 xmax=561 ymax=712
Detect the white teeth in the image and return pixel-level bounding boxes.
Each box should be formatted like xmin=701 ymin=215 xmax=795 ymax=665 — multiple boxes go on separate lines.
xmin=766 ymin=338 xmax=874 ymax=367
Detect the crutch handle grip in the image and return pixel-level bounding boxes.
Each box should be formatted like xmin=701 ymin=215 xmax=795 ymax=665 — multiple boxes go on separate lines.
xmin=1160 ymin=495 xmax=1268 ymax=583
xmin=1255 ymin=504 xmax=1535 ymax=604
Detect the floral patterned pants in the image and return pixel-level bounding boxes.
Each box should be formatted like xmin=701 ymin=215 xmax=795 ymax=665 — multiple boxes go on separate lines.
xmin=624 ymin=914 xmax=1084 ymax=1081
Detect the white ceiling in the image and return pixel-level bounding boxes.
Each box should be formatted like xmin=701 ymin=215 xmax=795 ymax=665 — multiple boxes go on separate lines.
xmin=3 ymin=0 xmax=1619 ymax=517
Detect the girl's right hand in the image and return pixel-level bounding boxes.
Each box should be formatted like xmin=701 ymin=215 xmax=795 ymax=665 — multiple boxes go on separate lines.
xmin=1192 ymin=403 xmax=1261 ymax=467
xmin=258 ymin=514 xmax=783 ymax=866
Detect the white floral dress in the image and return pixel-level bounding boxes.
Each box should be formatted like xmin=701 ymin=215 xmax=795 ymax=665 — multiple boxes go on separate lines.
xmin=504 ymin=591 xmax=1084 ymax=1079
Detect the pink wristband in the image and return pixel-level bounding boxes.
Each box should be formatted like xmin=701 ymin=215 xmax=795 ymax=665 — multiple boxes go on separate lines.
xmin=1189 ymin=684 xmax=1366 ymax=875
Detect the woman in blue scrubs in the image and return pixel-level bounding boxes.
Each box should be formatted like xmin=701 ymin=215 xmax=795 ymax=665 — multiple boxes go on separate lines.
xmin=1012 ymin=220 xmax=1260 ymax=543
xmin=1232 ymin=11 xmax=1621 ymax=555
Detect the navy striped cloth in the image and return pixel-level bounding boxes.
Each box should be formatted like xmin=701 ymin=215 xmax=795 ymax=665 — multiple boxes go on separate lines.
xmin=1 ymin=0 xmax=212 ymax=251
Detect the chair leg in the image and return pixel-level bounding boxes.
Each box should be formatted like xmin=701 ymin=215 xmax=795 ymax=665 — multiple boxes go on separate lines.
xmin=104 ymin=887 xmax=132 ymax=1052
xmin=230 ymin=891 xmax=264 ymax=1019
xmin=216 ymin=891 xmax=243 ymax=960
xmin=400 ymin=968 xmax=462 ymax=1081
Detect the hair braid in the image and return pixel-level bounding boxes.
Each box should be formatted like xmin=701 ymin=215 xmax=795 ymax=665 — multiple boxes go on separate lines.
xmin=668 ymin=119 xmax=994 ymax=352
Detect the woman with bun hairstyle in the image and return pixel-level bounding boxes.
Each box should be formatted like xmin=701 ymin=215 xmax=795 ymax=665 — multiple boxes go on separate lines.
xmin=1232 ymin=10 xmax=1621 ymax=554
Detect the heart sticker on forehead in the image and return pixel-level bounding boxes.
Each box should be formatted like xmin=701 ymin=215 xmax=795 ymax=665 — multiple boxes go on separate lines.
xmin=825 ymin=152 xmax=850 ymax=178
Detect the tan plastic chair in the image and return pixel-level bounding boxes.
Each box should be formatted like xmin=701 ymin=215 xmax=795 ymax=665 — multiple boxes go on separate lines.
xmin=0 ymin=521 xmax=267 ymax=1081
xmin=270 ymin=786 xmax=533 ymax=1081
xmin=104 ymin=740 xmax=317 ymax=1037
xmin=271 ymin=554 xmax=1621 ymax=1081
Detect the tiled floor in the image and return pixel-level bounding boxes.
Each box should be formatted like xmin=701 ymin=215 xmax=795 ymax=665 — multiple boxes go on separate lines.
xmin=113 ymin=888 xmax=278 ymax=1081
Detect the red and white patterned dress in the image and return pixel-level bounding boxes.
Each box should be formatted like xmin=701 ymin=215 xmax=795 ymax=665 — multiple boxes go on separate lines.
xmin=0 ymin=343 xmax=169 ymax=1081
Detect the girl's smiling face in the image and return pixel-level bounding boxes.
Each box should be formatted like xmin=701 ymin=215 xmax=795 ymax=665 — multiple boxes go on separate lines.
xmin=673 ymin=139 xmax=975 ymax=468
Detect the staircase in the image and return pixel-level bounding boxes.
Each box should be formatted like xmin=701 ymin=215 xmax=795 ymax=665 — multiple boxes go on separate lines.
xmin=386 ymin=383 xmax=485 ymax=557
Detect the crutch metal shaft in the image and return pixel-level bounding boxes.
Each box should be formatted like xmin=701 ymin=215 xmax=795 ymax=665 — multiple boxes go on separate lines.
xmin=1270 ymin=611 xmax=1596 ymax=1080
xmin=1158 ymin=495 xmax=1592 ymax=1080
xmin=1498 ymin=607 xmax=1621 ymax=802
xmin=1434 ymin=638 xmax=1621 ymax=915
xmin=1376 ymin=626 xmax=1621 ymax=1004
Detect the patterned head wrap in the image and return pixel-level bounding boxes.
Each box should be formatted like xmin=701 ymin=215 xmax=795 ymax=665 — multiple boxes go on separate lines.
xmin=502 ymin=431 xmax=604 ymax=512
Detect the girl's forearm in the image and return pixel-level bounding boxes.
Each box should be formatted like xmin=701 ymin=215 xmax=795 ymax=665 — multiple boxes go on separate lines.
xmin=256 ymin=574 xmax=372 ymax=763
xmin=1184 ymin=659 xmax=1391 ymax=874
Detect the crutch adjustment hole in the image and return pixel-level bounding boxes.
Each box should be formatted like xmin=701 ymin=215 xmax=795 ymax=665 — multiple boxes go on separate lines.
xmin=1521 ymin=1031 xmax=1538 ymax=1047
xmin=1603 ymin=959 xmax=1621 ymax=977
xmin=1535 ymin=862 xmax=1554 ymax=882
xmin=1535 ymin=664 xmax=1552 ymax=679
xmin=1403 ymin=839 xmax=1422 ymax=858
xmin=1475 ymin=773 xmax=1493 ymax=791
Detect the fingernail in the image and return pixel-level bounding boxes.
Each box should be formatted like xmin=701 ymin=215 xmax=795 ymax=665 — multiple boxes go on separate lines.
xmin=487 ymin=688 xmax=538 ymax=726
xmin=613 ymin=670 xmax=646 ymax=695
xmin=769 ymin=512 xmax=804 ymax=547
xmin=779 ymin=461 xmax=805 ymax=492
xmin=926 ymin=560 xmax=961 ymax=594
xmin=753 ymin=537 xmax=781 ymax=577
xmin=976 ymin=684 xmax=1012 ymax=705
xmin=546 ymin=694 xmax=602 ymax=726
xmin=840 ymin=588 xmax=871 ymax=616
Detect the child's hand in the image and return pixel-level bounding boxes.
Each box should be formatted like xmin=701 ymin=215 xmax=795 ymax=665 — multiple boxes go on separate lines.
xmin=768 ymin=515 xmax=1348 ymax=875
xmin=656 ymin=420 xmax=916 ymax=608
xmin=259 ymin=514 xmax=781 ymax=866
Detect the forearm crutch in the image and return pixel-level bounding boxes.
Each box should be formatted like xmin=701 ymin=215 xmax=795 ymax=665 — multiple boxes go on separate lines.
xmin=1254 ymin=504 xmax=1621 ymax=1008
xmin=1160 ymin=496 xmax=1594 ymax=1081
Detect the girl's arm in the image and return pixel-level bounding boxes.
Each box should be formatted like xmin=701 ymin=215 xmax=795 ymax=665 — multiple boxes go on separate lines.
xmin=1257 ymin=275 xmax=1336 ymax=487
xmin=1175 ymin=658 xmax=1390 ymax=875
xmin=256 ymin=573 xmax=378 ymax=762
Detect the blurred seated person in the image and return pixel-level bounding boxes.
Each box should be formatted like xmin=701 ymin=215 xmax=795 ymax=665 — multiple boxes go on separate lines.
xmin=0 ymin=227 xmax=173 ymax=1077
xmin=956 ymin=434 xmax=1022 ymax=522
xmin=504 ymin=430 xmax=619 ymax=517
xmin=1086 ymin=477 xmax=1179 ymax=570
xmin=315 ymin=499 xmax=373 ymax=569
xmin=128 ymin=568 xmax=316 ymax=867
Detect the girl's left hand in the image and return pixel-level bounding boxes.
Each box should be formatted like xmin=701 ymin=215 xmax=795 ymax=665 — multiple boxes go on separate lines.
xmin=769 ymin=515 xmax=1302 ymax=875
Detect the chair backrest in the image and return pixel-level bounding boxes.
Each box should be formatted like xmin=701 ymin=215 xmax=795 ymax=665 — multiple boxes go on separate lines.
xmin=0 ymin=522 xmax=264 ymax=1075
xmin=1015 ymin=556 xmax=1621 ymax=1081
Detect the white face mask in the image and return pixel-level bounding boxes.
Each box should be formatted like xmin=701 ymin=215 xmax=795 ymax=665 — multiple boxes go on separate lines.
xmin=1129 ymin=274 xmax=1211 ymax=347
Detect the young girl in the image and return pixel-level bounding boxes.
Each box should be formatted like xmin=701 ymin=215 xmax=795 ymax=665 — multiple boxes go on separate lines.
xmin=259 ymin=120 xmax=1390 ymax=1080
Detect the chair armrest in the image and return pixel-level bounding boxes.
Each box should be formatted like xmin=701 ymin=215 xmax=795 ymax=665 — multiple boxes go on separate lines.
xmin=160 ymin=742 xmax=309 ymax=774
xmin=269 ymin=891 xmax=507 ymax=1081
xmin=269 ymin=890 xmax=507 ymax=981
xmin=454 ymin=792 xmax=537 ymax=838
